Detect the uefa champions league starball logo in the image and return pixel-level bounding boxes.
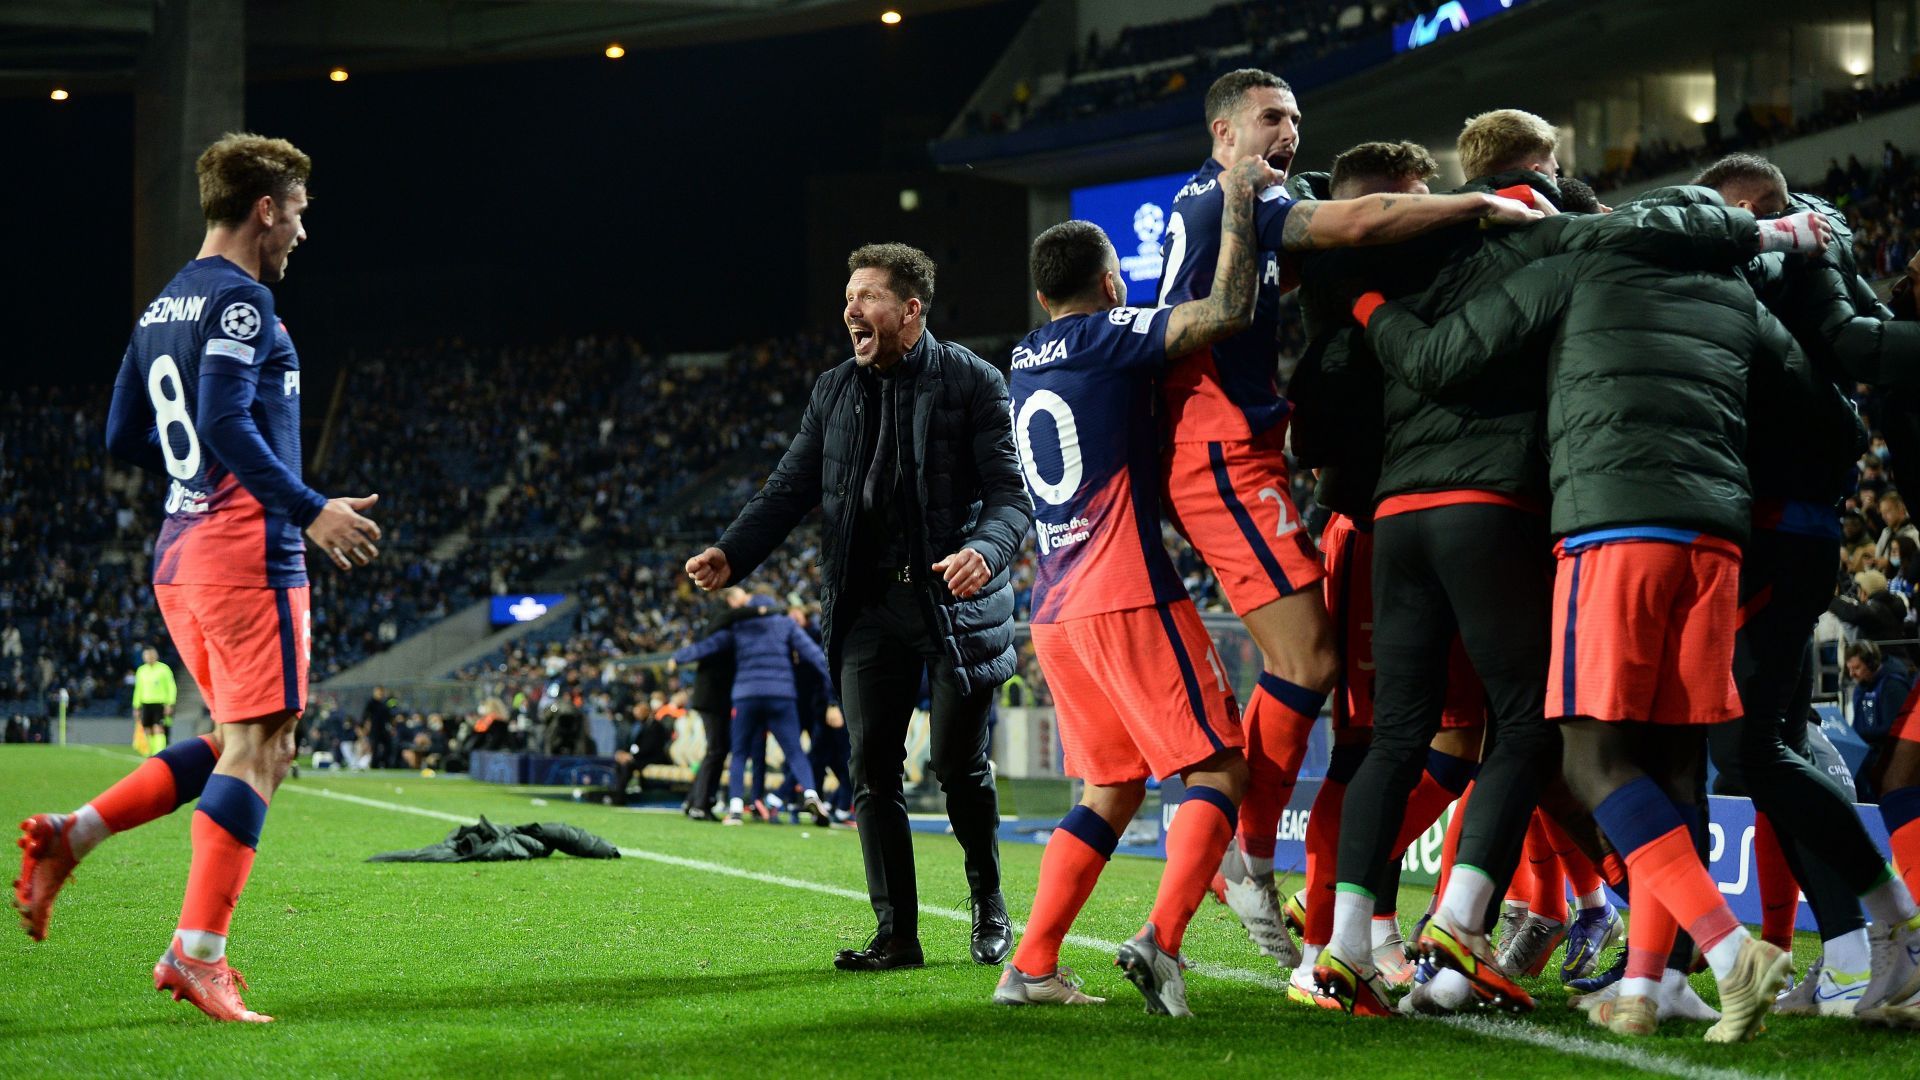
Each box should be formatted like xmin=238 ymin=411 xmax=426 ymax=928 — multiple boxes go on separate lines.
xmin=220 ymin=302 xmax=262 ymax=340
xmin=1132 ymin=202 xmax=1165 ymax=250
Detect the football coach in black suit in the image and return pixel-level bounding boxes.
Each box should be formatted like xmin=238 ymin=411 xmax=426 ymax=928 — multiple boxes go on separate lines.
xmin=686 ymin=242 xmax=1033 ymax=971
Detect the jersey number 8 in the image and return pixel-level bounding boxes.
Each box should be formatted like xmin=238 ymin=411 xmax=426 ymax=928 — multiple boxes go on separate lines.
xmin=148 ymin=354 xmax=202 ymax=482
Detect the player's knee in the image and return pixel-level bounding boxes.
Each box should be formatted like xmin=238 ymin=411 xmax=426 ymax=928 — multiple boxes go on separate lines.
xmin=1183 ymin=750 xmax=1249 ymax=802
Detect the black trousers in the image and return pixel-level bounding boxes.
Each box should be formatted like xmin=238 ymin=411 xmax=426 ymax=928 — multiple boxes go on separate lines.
xmin=1711 ymin=528 xmax=1879 ymax=940
xmin=685 ymin=706 xmax=732 ymax=812
xmin=839 ymin=580 xmax=1000 ymax=940
xmin=1338 ymin=503 xmax=1557 ymax=900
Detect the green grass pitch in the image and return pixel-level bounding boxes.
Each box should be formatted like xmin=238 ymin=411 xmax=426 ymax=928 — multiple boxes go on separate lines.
xmin=3 ymin=745 xmax=1914 ymax=1078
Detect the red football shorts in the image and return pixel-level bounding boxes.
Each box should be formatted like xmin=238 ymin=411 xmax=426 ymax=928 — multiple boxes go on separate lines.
xmin=1031 ymin=602 xmax=1244 ymax=786
xmin=156 ymin=583 xmax=311 ymax=723
xmin=1548 ymin=535 xmax=1742 ymax=725
xmin=1164 ymin=428 xmax=1325 ymax=617
xmin=1322 ymin=515 xmax=1480 ymax=731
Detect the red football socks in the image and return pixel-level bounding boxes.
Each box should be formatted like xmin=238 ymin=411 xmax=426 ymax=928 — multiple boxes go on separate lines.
xmin=1524 ymin=814 xmax=1569 ymax=924
xmin=88 ymin=735 xmax=219 ymax=833
xmin=1303 ymin=774 xmax=1345 ymax=946
xmin=1753 ymin=813 xmax=1798 ymax=951
xmin=1236 ymin=674 xmax=1323 ymax=862
xmin=177 ymin=775 xmax=269 ymax=938
xmin=1148 ymin=786 xmax=1238 ymax=955
xmin=1013 ymin=806 xmax=1118 ymax=977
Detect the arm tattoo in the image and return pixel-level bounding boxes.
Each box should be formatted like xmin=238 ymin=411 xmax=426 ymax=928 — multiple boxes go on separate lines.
xmin=1166 ymin=167 xmax=1262 ymax=357
xmin=1281 ymin=199 xmax=1319 ymax=251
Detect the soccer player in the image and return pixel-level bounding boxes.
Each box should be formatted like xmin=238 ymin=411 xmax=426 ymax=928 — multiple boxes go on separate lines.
xmin=993 ymin=153 xmax=1276 ymax=1015
xmin=1353 ymin=184 xmax=1833 ymax=1039
xmin=1695 ymin=153 xmax=1920 ymax=1019
xmin=13 ymin=134 xmax=381 ymax=1023
xmin=1159 ymin=70 xmax=1541 ymax=963
xmin=1276 ymin=141 xmax=1486 ymax=1002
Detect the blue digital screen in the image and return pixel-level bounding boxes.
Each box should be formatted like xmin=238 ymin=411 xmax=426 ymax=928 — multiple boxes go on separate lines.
xmin=1393 ymin=0 xmax=1535 ymax=54
xmin=490 ymin=593 xmax=565 ymax=626
xmin=1068 ymin=170 xmax=1190 ymax=306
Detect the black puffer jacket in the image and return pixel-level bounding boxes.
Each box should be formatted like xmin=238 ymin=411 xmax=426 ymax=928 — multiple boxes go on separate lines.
xmin=1285 ymin=171 xmax=1528 ymax=517
xmin=1739 ymin=191 xmax=1872 ymax=508
xmin=1372 ymin=179 xmax=1765 ymax=510
xmin=1366 ymin=188 xmax=1798 ymax=543
xmin=714 ymin=330 xmax=1033 ymax=697
xmin=1747 ymin=191 xmax=1920 ymax=388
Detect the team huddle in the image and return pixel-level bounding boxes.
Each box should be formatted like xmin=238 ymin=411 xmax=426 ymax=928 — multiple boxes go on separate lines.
xmin=13 ymin=65 xmax=1920 ymax=1043
xmin=997 ymin=68 xmax=1920 ymax=1040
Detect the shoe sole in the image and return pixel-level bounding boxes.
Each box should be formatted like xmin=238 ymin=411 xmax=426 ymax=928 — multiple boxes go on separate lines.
xmin=1116 ymin=944 xmax=1185 ymax=1017
xmin=14 ymin=816 xmax=72 ymax=943
xmin=1421 ymin=925 xmax=1535 ymax=1014
xmin=1311 ymin=961 xmax=1394 ymax=1018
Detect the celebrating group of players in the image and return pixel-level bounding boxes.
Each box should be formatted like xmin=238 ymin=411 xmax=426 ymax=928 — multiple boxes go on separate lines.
xmin=995 ymin=67 xmax=1920 ymax=1040
xmin=15 ymin=64 xmax=1920 ymax=1043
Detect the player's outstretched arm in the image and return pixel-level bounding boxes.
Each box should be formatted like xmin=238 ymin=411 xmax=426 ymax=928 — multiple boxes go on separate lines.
xmin=1165 ymin=155 xmax=1281 ymax=357
xmin=709 ymin=372 xmax=831 ymax=588
xmin=306 ymin=493 xmax=383 ymax=571
xmin=1282 ymin=190 xmax=1542 ymax=251
xmin=1358 ymin=257 xmax=1574 ymax=395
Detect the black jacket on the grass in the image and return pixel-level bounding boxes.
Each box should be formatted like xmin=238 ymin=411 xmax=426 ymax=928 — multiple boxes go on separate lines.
xmin=1366 ymin=187 xmax=1801 ymax=543
xmin=714 ymin=330 xmax=1033 ymax=698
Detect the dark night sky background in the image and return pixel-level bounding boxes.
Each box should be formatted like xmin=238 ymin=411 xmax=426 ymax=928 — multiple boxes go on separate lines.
xmin=1 ymin=1 xmax=1034 ymax=391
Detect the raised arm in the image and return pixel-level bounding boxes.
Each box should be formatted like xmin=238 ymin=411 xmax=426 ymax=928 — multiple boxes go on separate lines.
xmin=1164 ymin=156 xmax=1282 ymax=357
xmin=712 ymin=372 xmax=830 ymax=585
xmin=1360 ymin=257 xmax=1575 ymax=395
xmin=1280 ymin=190 xmax=1541 ymax=251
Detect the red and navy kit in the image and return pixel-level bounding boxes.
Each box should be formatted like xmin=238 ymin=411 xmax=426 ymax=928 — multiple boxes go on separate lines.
xmin=1548 ymin=526 xmax=1743 ymax=726
xmin=107 ymin=256 xmax=325 ymax=588
xmin=1155 ymin=158 xmax=1323 ymax=615
xmin=1010 ymin=308 xmax=1240 ymax=783
xmin=1155 ymin=157 xmax=1298 ymax=444
xmin=106 ymin=256 xmax=322 ymax=721
xmin=1013 ymin=306 xmax=1191 ymax=624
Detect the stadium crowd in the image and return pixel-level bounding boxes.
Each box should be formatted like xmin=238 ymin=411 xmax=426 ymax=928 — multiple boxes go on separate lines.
xmin=964 ymin=0 xmax=1427 ymax=136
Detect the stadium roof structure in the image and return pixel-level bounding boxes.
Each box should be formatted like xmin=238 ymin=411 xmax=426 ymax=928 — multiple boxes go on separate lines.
xmin=0 ymin=0 xmax=1002 ymax=93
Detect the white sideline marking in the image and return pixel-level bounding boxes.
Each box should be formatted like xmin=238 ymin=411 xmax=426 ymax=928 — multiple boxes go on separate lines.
xmin=268 ymin=779 xmax=1775 ymax=1080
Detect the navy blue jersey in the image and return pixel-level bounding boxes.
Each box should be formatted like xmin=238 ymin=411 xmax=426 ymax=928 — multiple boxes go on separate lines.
xmin=1010 ymin=306 xmax=1189 ymax=622
xmin=1156 ymin=157 xmax=1298 ymax=442
xmin=106 ymin=256 xmax=324 ymax=588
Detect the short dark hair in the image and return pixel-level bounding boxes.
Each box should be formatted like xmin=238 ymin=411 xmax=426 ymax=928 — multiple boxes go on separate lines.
xmin=1329 ymin=140 xmax=1438 ymax=198
xmin=847 ymin=243 xmax=936 ymax=308
xmin=1205 ymin=68 xmax=1291 ymax=125
xmin=197 ymin=132 xmax=311 ymax=226
xmin=1030 ymin=221 xmax=1113 ymax=302
xmin=1692 ymin=153 xmax=1786 ymax=197
xmin=1555 ymin=176 xmax=1602 ymax=214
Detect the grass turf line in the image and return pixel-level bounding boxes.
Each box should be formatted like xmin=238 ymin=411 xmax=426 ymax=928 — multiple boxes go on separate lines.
xmin=1 ymin=746 xmax=1911 ymax=1079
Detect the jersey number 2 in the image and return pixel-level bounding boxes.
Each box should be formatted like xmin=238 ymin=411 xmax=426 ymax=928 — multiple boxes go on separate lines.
xmin=148 ymin=354 xmax=202 ymax=482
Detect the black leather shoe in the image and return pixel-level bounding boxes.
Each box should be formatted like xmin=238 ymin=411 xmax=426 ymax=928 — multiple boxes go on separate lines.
xmin=834 ymin=934 xmax=925 ymax=972
xmin=970 ymin=891 xmax=1012 ymax=965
